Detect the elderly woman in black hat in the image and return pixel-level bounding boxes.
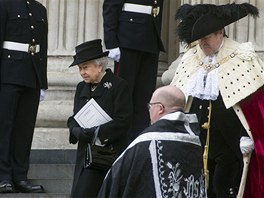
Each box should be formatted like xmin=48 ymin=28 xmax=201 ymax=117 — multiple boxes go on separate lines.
xmin=171 ymin=3 xmax=264 ymax=198
xmin=67 ymin=39 xmax=132 ymax=197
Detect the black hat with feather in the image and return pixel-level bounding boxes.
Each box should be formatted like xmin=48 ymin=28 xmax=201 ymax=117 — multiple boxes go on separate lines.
xmin=176 ymin=3 xmax=259 ymax=44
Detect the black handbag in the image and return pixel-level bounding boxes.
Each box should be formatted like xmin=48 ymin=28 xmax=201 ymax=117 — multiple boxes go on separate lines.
xmin=84 ymin=143 xmax=118 ymax=170
xmin=84 ymin=127 xmax=118 ymax=170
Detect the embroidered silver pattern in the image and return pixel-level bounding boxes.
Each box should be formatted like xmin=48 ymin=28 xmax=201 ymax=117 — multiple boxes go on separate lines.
xmin=167 ymin=162 xmax=183 ymax=197
xmin=154 ymin=140 xmax=206 ymax=198
xmin=156 ymin=141 xmax=167 ymax=197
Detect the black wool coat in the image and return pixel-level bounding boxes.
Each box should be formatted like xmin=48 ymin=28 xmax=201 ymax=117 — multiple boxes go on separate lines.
xmin=67 ymin=69 xmax=133 ymax=195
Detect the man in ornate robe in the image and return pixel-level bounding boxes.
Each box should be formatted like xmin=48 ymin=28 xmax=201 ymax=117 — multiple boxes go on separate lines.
xmin=170 ymin=3 xmax=263 ymax=198
xmin=98 ymin=85 xmax=206 ymax=198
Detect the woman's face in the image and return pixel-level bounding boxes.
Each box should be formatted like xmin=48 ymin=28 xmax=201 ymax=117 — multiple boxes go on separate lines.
xmin=198 ymin=29 xmax=224 ymax=56
xmin=78 ymin=60 xmax=103 ymax=84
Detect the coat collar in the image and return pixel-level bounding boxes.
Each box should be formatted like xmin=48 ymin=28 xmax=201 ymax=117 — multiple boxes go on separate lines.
xmin=79 ymin=69 xmax=114 ymax=99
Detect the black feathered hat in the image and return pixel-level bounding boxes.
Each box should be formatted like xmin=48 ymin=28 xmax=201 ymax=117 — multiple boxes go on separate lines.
xmin=176 ymin=3 xmax=259 ymax=44
xmin=69 ymin=39 xmax=109 ymax=67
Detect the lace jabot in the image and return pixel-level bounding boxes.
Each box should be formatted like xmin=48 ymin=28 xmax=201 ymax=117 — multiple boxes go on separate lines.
xmin=186 ymin=68 xmax=219 ymax=100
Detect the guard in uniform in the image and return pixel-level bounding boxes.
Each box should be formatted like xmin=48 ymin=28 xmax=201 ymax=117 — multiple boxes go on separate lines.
xmin=103 ymin=0 xmax=165 ymax=142
xmin=0 ymin=0 xmax=48 ymax=193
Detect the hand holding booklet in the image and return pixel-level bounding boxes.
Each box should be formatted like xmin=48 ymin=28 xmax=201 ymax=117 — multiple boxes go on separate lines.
xmin=74 ymin=98 xmax=112 ymax=128
xmin=74 ymin=99 xmax=116 ymax=169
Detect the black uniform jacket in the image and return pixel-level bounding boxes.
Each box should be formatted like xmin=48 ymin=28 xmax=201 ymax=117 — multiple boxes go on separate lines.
xmin=0 ymin=0 xmax=48 ymax=89
xmin=67 ymin=69 xmax=133 ymax=169
xmin=190 ymin=95 xmax=246 ymax=162
xmin=103 ymin=0 xmax=165 ymax=54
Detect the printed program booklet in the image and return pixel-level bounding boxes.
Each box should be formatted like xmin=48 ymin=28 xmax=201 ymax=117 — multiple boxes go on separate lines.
xmin=74 ymin=98 xmax=112 ymax=128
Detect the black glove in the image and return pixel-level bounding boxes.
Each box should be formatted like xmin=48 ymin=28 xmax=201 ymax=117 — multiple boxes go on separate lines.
xmin=71 ymin=126 xmax=96 ymax=143
xmin=67 ymin=118 xmax=79 ymax=144
xmin=69 ymin=128 xmax=78 ymax=144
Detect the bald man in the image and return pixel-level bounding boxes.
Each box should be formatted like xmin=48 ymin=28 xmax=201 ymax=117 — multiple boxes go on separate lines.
xmin=148 ymin=85 xmax=186 ymax=124
xmin=98 ymin=85 xmax=206 ymax=198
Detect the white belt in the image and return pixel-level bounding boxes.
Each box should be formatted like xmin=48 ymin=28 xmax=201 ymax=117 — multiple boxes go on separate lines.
xmin=3 ymin=41 xmax=40 ymax=53
xmin=122 ymin=3 xmax=160 ymax=17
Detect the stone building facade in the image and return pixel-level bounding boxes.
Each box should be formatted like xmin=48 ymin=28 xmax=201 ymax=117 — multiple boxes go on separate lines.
xmin=32 ymin=0 xmax=264 ymax=150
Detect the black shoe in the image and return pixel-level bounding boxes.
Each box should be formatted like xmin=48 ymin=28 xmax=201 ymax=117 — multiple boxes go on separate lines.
xmin=0 ymin=181 xmax=15 ymax=193
xmin=14 ymin=180 xmax=44 ymax=193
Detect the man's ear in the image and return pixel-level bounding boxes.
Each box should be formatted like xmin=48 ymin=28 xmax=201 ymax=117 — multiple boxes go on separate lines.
xmin=158 ymin=104 xmax=165 ymax=114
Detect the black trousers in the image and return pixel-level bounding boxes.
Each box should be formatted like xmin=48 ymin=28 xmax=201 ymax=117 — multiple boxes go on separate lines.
xmin=207 ymin=130 xmax=242 ymax=198
xmin=116 ymin=48 xmax=159 ymax=142
xmin=0 ymin=84 xmax=40 ymax=182
xmin=191 ymin=96 xmax=245 ymax=198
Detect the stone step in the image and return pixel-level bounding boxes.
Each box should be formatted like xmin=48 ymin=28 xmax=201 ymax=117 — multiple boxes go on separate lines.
xmin=28 ymin=164 xmax=74 ymax=194
xmin=31 ymin=128 xmax=76 ymax=150
xmin=30 ymin=178 xmax=72 ymax=194
xmin=36 ymin=102 xmax=73 ymax=128
xmin=47 ymin=71 xmax=81 ymax=87
xmin=3 ymin=133 xmax=78 ymax=195
xmin=0 ymin=193 xmax=70 ymax=198
xmin=0 ymin=164 xmax=74 ymax=197
xmin=30 ymin=150 xmax=76 ymax=165
xmin=43 ymin=86 xmax=75 ymax=101
xmin=28 ymin=164 xmax=74 ymax=180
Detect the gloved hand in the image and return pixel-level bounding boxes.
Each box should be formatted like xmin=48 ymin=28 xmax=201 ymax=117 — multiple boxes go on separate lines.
xmin=40 ymin=89 xmax=45 ymax=102
xmin=69 ymin=131 xmax=78 ymax=144
xmin=107 ymin=47 xmax=120 ymax=62
xmin=71 ymin=126 xmax=96 ymax=143
xmin=240 ymin=136 xmax=254 ymax=154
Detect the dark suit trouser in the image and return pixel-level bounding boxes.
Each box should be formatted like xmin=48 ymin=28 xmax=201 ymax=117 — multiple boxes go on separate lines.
xmin=208 ymin=99 xmax=244 ymax=198
xmin=191 ymin=96 xmax=244 ymax=198
xmin=0 ymin=84 xmax=40 ymax=182
xmin=207 ymin=131 xmax=241 ymax=198
xmin=116 ymin=48 xmax=159 ymax=142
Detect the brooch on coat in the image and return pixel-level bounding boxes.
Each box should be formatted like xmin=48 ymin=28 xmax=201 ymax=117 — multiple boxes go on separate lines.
xmin=103 ymin=82 xmax=112 ymax=89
